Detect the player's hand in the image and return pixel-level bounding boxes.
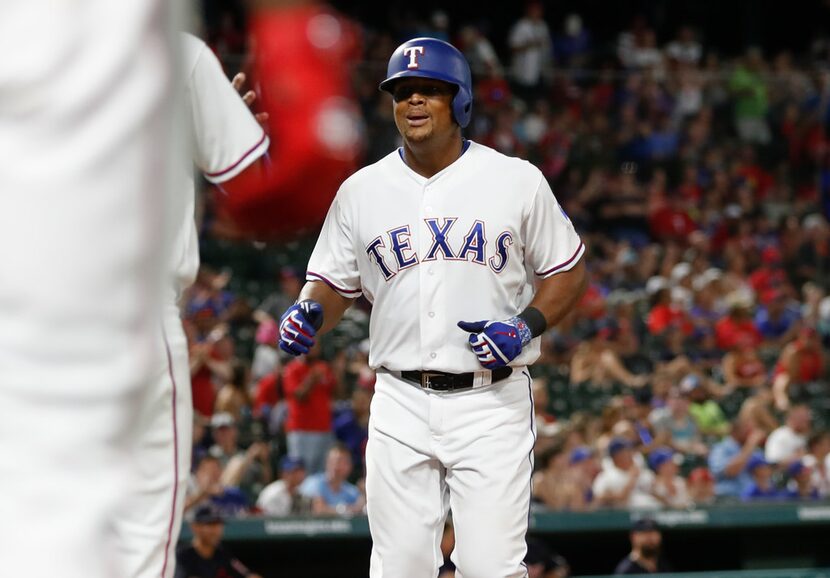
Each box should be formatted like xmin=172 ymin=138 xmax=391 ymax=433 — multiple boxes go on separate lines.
xmin=279 ymin=300 xmax=324 ymax=356
xmin=231 ymin=72 xmax=269 ymax=127
xmin=457 ymin=316 xmax=532 ymax=369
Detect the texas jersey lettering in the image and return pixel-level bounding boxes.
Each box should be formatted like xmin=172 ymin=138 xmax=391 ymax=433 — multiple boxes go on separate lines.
xmin=366 ymin=218 xmax=513 ymax=280
xmin=306 ymin=140 xmax=584 ymax=374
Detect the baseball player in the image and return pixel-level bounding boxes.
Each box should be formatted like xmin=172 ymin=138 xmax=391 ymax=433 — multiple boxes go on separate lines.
xmin=111 ymin=32 xmax=269 ymax=578
xmin=0 ymin=2 xmax=178 ymax=578
xmin=278 ymin=38 xmax=587 ymax=577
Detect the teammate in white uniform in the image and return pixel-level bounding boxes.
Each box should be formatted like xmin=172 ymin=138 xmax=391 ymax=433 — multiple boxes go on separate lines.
xmin=112 ymin=33 xmax=269 ymax=578
xmin=278 ymin=38 xmax=587 ymax=577
xmin=0 ymin=2 xmax=175 ymax=577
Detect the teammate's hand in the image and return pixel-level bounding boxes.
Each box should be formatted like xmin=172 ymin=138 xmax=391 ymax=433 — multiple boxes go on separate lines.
xmin=279 ymin=300 xmax=324 ymax=356
xmin=457 ymin=316 xmax=532 ymax=369
xmin=231 ymin=72 xmax=269 ymax=128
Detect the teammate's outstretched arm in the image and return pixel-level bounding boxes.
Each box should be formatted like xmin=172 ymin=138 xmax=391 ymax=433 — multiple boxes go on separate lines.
xmin=277 ymin=281 xmax=354 ymax=356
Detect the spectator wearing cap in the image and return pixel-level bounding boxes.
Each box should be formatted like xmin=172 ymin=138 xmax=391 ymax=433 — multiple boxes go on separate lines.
xmin=593 ymin=437 xmax=661 ymax=510
xmin=300 ymin=443 xmax=364 ymax=516
xmin=771 ymin=327 xmax=824 ymax=411
xmin=613 ymin=518 xmax=672 ymax=574
xmin=687 ymin=467 xmax=716 ymax=505
xmin=708 ymin=419 xmax=766 ymax=498
xmin=784 ymin=459 xmax=820 ymax=500
xmin=795 ymin=214 xmax=830 ymax=289
xmin=208 ymin=412 xmax=272 ymax=500
xmin=682 ymin=374 xmax=730 ymax=438
xmin=175 ymin=504 xmax=263 ymax=578
xmin=650 ymin=387 xmax=708 ymax=458
xmin=649 ymin=447 xmax=692 ymax=509
xmin=765 ymin=404 xmax=811 ymax=466
xmin=256 ymin=456 xmax=309 ymax=516
xmin=558 ymin=446 xmax=600 ymax=512
xmin=282 ymin=340 xmax=338 ymax=475
xmin=754 ymin=287 xmax=800 ymax=348
xmin=740 ymin=455 xmax=783 ymax=501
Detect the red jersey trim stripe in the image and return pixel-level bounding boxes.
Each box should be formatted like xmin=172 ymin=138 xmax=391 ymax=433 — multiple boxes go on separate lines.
xmin=534 ymin=241 xmax=585 ymax=277
xmin=307 ymin=271 xmax=362 ymax=295
xmin=203 ymin=131 xmax=268 ymax=182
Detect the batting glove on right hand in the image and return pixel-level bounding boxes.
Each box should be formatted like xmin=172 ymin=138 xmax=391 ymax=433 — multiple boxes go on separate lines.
xmin=278 ymin=300 xmax=324 ymax=356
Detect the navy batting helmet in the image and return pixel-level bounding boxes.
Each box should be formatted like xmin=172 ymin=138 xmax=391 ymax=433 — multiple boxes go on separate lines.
xmin=379 ymin=37 xmax=473 ymax=128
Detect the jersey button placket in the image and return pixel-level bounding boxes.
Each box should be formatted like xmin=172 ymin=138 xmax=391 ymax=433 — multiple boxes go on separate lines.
xmin=420 ymin=182 xmax=442 ymax=368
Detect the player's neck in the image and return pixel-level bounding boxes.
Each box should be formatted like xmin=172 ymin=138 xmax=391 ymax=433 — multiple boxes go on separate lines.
xmin=402 ymin=133 xmax=463 ymax=178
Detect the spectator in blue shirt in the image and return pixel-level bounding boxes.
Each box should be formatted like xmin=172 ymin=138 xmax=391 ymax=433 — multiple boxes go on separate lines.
xmin=754 ymin=289 xmax=800 ymax=346
xmin=741 ymin=455 xmax=784 ymax=500
xmin=300 ymin=443 xmax=364 ymax=516
xmin=784 ymin=460 xmax=821 ymax=500
xmin=709 ymin=420 xmax=767 ymax=498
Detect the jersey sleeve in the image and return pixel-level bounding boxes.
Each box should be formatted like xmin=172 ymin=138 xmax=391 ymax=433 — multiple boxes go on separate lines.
xmin=523 ymin=176 xmax=584 ymax=278
xmin=306 ymin=190 xmax=362 ymax=298
xmin=184 ymin=36 xmax=269 ymax=184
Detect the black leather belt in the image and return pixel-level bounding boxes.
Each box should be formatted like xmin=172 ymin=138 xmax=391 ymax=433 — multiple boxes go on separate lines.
xmin=398 ymin=367 xmax=513 ymax=391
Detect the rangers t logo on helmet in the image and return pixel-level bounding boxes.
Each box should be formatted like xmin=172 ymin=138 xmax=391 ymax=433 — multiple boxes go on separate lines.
xmin=403 ymin=46 xmax=424 ymax=68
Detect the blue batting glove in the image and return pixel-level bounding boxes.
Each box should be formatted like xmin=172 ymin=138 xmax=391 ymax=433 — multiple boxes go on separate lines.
xmin=279 ymin=300 xmax=324 ymax=356
xmin=457 ymin=317 xmax=532 ymax=369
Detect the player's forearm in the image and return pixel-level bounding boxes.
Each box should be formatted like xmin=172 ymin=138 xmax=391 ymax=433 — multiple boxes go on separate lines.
xmin=527 ymin=258 xmax=587 ymax=329
xmin=298 ymin=281 xmax=354 ymax=335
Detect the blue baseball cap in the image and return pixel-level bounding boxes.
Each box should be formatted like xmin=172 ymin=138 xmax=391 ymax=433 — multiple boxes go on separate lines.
xmin=648 ymin=447 xmax=675 ymax=471
xmin=280 ymin=455 xmax=306 ymax=472
xmin=569 ymin=446 xmax=593 ymax=465
xmin=786 ymin=460 xmax=808 ymax=478
xmin=608 ymin=437 xmax=633 ymax=456
xmin=747 ymin=454 xmax=770 ymax=473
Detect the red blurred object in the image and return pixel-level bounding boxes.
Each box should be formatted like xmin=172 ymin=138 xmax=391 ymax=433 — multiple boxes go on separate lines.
xmin=216 ymin=5 xmax=363 ymax=240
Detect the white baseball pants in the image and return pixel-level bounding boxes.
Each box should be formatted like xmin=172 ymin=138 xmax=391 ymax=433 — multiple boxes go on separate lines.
xmin=366 ymin=369 xmax=535 ymax=578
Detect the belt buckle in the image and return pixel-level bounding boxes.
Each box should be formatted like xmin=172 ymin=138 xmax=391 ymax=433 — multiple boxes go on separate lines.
xmin=420 ymin=371 xmax=442 ymax=390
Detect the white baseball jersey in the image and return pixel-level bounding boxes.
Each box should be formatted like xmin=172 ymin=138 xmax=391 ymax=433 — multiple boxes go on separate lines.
xmin=171 ymin=33 xmax=269 ymax=302
xmin=0 ymin=2 xmax=176 ymax=578
xmin=307 ymin=140 xmax=584 ymax=372
xmin=112 ymin=34 xmax=269 ymax=578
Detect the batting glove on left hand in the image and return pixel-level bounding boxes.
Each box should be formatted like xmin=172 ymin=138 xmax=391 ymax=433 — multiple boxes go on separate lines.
xmin=457 ymin=317 xmax=533 ymax=369
xmin=279 ymin=300 xmax=324 ymax=356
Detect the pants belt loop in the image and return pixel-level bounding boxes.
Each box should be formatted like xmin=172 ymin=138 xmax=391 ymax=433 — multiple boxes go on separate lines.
xmin=474 ymin=370 xmax=492 ymax=388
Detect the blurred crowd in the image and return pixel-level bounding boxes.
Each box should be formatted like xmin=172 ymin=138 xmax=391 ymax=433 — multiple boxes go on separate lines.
xmin=185 ymin=2 xmax=830 ymax=530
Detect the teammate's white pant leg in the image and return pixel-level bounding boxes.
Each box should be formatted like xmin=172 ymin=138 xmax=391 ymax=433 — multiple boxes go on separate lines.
xmin=442 ymin=370 xmax=535 ymax=578
xmin=0 ymin=2 xmax=173 ymax=576
xmin=114 ymin=307 xmax=193 ymax=578
xmin=366 ymin=373 xmax=450 ymax=577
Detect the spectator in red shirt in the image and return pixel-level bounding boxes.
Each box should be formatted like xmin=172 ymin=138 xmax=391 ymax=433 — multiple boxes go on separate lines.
xmin=748 ymin=246 xmax=787 ymax=297
xmin=648 ymin=194 xmax=697 ymax=244
xmin=282 ymin=341 xmax=338 ymax=475
xmin=647 ymin=287 xmax=693 ymax=336
xmin=772 ymin=327 xmax=825 ymax=411
xmin=187 ymin=321 xmax=233 ymax=419
xmin=715 ymin=296 xmax=762 ymax=351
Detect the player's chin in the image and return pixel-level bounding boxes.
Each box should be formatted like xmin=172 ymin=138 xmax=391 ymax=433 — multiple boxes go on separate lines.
xmin=403 ymin=126 xmax=433 ymax=142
